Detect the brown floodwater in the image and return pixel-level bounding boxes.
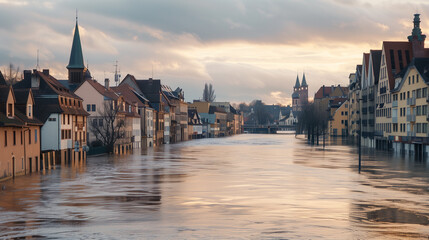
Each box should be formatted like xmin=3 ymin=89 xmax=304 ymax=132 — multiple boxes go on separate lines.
xmin=1 ymin=134 xmax=429 ymax=239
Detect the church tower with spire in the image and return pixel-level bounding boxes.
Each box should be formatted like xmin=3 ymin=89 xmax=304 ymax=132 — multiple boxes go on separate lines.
xmin=292 ymin=73 xmax=309 ymax=112
xmin=67 ymin=15 xmax=85 ymax=84
xmin=408 ymin=13 xmax=427 ymax=57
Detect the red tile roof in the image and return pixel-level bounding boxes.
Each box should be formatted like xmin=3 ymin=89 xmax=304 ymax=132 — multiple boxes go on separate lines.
xmin=111 ymin=84 xmax=146 ymax=107
xmin=382 ymin=41 xmax=413 ymax=90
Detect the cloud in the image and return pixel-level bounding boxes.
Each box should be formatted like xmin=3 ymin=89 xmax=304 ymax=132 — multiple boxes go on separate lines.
xmin=0 ymin=0 xmax=428 ymax=105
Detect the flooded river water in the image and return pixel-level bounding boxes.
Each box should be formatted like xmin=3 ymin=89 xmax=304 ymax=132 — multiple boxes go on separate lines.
xmin=1 ymin=134 xmax=429 ymax=239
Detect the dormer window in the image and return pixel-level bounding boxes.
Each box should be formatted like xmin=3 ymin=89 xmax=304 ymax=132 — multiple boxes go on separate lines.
xmin=28 ymin=105 xmax=32 ymax=118
xmin=7 ymin=103 xmax=13 ymax=117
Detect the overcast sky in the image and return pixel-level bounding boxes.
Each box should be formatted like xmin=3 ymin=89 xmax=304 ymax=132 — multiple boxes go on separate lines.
xmin=0 ymin=0 xmax=428 ymax=105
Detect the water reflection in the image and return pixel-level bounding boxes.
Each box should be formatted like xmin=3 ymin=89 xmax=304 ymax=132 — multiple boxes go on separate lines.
xmin=1 ymin=134 xmax=429 ymax=239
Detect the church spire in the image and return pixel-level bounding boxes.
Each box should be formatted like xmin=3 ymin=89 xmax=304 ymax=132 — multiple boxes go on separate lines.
xmin=294 ymin=75 xmax=300 ymax=89
xmin=408 ymin=13 xmax=426 ymax=42
xmin=67 ymin=16 xmax=84 ymax=70
xmin=301 ymin=73 xmax=308 ymax=87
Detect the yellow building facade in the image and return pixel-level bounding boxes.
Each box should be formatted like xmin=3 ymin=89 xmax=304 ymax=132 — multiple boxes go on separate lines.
xmin=391 ymin=60 xmax=429 ymax=155
xmin=329 ymin=100 xmax=349 ymax=137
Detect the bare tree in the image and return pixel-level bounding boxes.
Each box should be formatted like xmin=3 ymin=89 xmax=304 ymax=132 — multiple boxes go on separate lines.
xmin=203 ymin=83 xmax=216 ymax=102
xmin=251 ymin=100 xmax=269 ymax=125
xmin=2 ymin=63 xmax=22 ymax=85
xmin=90 ymin=101 xmax=125 ymax=153
xmin=297 ymin=103 xmax=329 ymax=145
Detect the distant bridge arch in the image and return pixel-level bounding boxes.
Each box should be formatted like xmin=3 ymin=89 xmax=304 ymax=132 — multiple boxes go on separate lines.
xmin=242 ymin=124 xmax=296 ymax=134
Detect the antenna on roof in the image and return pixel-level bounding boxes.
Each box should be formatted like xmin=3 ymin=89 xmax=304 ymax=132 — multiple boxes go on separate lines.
xmin=36 ymin=49 xmax=40 ymax=71
xmin=114 ymin=60 xmax=121 ymax=86
xmin=152 ymin=63 xmax=154 ymax=78
xmin=76 ymin=9 xmax=78 ymax=24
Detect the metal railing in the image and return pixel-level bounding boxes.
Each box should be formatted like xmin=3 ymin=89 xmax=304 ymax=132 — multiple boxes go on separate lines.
xmin=407 ymin=131 xmax=416 ymax=137
xmin=407 ymin=97 xmax=416 ymax=106
xmin=407 ymin=113 xmax=416 ymax=122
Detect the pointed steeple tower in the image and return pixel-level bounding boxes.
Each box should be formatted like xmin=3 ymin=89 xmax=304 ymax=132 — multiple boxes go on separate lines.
xmin=294 ymin=75 xmax=300 ymax=91
xmin=408 ymin=13 xmax=426 ymax=57
xmin=301 ymin=73 xmax=308 ymax=87
xmin=67 ymin=13 xmax=85 ymax=84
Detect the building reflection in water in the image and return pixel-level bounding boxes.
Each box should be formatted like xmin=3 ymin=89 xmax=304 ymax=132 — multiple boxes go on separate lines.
xmin=1 ymin=134 xmax=429 ymax=239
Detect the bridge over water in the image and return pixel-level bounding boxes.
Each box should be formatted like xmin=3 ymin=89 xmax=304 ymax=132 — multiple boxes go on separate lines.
xmin=242 ymin=124 xmax=296 ymax=134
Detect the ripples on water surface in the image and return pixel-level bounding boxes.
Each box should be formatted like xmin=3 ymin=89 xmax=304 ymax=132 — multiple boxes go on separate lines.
xmin=1 ymin=134 xmax=429 ymax=239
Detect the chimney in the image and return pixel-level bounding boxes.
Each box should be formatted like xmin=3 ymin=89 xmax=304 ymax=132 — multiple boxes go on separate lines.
xmin=24 ymin=70 xmax=31 ymax=82
xmin=42 ymin=69 xmax=49 ymax=76
xmin=105 ymin=78 xmax=109 ymax=89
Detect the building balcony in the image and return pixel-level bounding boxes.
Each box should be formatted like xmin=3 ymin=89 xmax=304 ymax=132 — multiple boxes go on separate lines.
xmin=392 ymin=116 xmax=398 ymax=123
xmin=407 ymin=97 xmax=416 ymax=106
xmin=392 ymin=100 xmax=398 ymax=108
xmin=407 ymin=131 xmax=416 ymax=137
xmin=407 ymin=113 xmax=416 ymax=122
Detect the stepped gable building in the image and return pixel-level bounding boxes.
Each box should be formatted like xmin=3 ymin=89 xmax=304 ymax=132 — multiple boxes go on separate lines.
xmin=292 ymin=73 xmax=308 ymax=112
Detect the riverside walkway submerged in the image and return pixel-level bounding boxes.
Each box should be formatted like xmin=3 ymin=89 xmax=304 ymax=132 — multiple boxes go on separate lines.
xmin=1 ymin=134 xmax=429 ymax=239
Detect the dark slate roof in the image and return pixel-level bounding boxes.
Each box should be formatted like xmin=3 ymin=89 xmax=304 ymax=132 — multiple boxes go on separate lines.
xmin=230 ymin=105 xmax=238 ymax=114
xmin=292 ymin=91 xmax=299 ymax=98
xmin=412 ymin=58 xmax=429 ymax=82
xmin=0 ymin=85 xmax=10 ymax=103
xmin=392 ymin=58 xmax=429 ymax=92
xmin=0 ymin=71 xmax=6 ymax=86
xmin=209 ymin=106 xmax=226 ymax=114
xmin=162 ymin=84 xmax=179 ymax=100
xmin=136 ymin=79 xmax=161 ymax=103
xmin=13 ymin=89 xmax=30 ymax=105
xmin=67 ymin=22 xmax=85 ymax=69
xmin=370 ymin=50 xmax=382 ymax=85
xmin=0 ymin=112 xmax=24 ymax=127
xmin=14 ymin=109 xmax=43 ymax=126
xmin=188 ymin=109 xmax=202 ymax=125
xmin=294 ymin=75 xmax=300 ymax=88
xmin=301 ymin=73 xmax=308 ymax=86
xmin=0 ymin=86 xmax=42 ymax=126
xmin=58 ymin=80 xmax=80 ymax=92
